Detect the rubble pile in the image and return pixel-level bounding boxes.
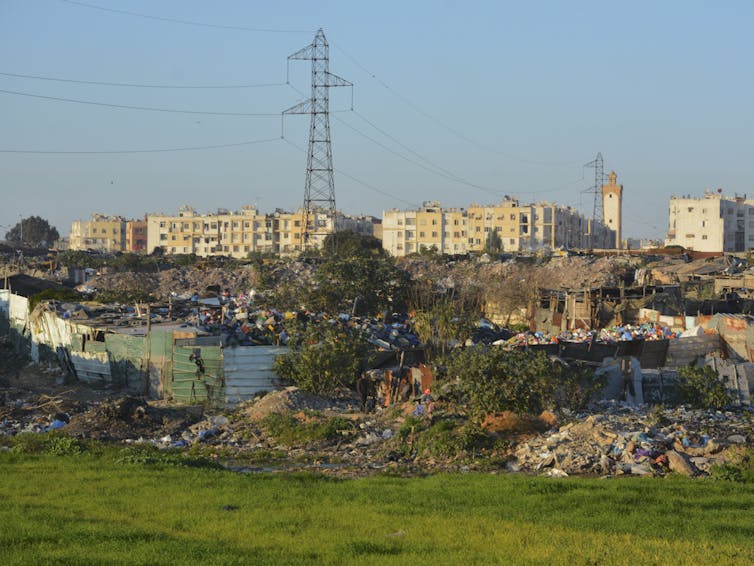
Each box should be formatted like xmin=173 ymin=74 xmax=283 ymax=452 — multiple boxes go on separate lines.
xmin=481 ymin=256 xmax=637 ymax=291
xmin=80 ymin=266 xmax=267 ymax=301
xmin=510 ymin=402 xmax=752 ymax=477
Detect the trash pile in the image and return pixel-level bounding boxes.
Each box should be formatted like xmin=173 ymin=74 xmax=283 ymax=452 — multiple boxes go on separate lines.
xmin=193 ymin=296 xmax=424 ymax=351
xmin=470 ymin=321 xmax=677 ymax=347
xmin=510 ymin=402 xmax=752 ymax=477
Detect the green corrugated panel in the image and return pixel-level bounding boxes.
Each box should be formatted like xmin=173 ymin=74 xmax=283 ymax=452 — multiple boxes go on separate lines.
xmin=106 ymin=334 xmax=147 ymax=391
xmin=149 ymin=331 xmax=174 ymax=398
xmin=84 ymin=340 xmax=108 ymax=354
xmin=172 ymin=345 xmax=224 ymax=406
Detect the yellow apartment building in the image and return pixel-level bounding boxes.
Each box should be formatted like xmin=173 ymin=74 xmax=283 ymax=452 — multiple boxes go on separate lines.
xmin=69 ymin=214 xmax=127 ymax=252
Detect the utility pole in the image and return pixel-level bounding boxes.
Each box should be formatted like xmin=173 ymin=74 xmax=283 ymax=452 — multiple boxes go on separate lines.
xmin=284 ymin=29 xmax=351 ymax=252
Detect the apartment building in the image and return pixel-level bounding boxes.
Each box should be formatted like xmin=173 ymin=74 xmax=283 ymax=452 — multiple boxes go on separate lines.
xmin=69 ymin=214 xmax=127 ymax=252
xmin=125 ymin=219 xmax=147 ymax=253
xmin=146 ymin=206 xmax=375 ymax=258
xmin=666 ymin=191 xmax=754 ymax=252
xmin=382 ymin=199 xmax=612 ymax=257
xmin=381 ymin=202 xmax=467 ymax=255
xmin=147 ymin=206 xmax=274 ymax=258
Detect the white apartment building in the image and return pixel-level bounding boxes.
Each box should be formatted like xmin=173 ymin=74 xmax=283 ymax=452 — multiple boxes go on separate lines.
xmin=666 ymin=191 xmax=754 ymax=253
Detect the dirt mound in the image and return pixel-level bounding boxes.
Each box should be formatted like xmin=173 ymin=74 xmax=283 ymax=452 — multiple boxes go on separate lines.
xmin=243 ymin=387 xmax=359 ymax=420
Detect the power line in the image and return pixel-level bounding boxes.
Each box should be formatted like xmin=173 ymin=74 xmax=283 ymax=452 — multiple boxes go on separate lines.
xmin=59 ymin=0 xmax=312 ymax=34
xmin=0 ymin=87 xmax=280 ymax=117
xmin=288 ymin=82 xmax=502 ymax=198
xmin=283 ymin=137 xmax=420 ymax=208
xmin=349 ymin=109 xmax=501 ymax=195
xmin=0 ymin=136 xmax=282 ymax=154
xmin=333 ymin=113 xmax=501 ymax=198
xmin=0 ymin=71 xmax=286 ymax=90
xmin=332 ymin=41 xmax=583 ymax=168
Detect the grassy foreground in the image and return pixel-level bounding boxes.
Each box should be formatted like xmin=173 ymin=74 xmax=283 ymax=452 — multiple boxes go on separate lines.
xmin=1 ymin=453 xmax=753 ymax=565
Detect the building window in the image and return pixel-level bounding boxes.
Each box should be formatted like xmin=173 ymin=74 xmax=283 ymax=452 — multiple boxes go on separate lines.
xmin=419 ymin=231 xmax=425 ymax=238
xmin=431 ymin=231 xmax=438 ymax=238
xmin=702 ymin=235 xmax=708 ymax=240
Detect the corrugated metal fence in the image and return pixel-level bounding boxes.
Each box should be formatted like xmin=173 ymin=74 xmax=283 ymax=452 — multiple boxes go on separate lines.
xmin=0 ymin=291 xmax=283 ymax=406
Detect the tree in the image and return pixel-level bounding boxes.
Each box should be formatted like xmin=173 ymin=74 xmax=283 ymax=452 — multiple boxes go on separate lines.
xmin=485 ymin=230 xmax=503 ymax=254
xmin=5 ymin=216 xmax=60 ymax=247
xmin=303 ymin=231 xmax=410 ymax=315
xmin=321 ymin=231 xmax=384 ymax=259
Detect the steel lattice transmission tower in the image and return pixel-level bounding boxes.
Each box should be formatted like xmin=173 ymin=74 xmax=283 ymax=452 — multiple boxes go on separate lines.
xmin=584 ymin=152 xmax=606 ymax=248
xmin=284 ymin=29 xmax=351 ymax=250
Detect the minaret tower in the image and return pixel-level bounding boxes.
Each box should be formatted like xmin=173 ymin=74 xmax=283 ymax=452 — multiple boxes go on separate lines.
xmin=602 ymin=171 xmax=623 ymax=249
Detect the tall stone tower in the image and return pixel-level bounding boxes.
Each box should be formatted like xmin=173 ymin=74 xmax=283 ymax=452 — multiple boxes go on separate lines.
xmin=602 ymin=171 xmax=623 ymax=249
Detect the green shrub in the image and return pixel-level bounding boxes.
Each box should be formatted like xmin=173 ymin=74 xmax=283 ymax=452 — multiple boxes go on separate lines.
xmin=677 ymin=365 xmax=731 ymax=410
xmin=443 ymin=347 xmax=605 ymax=420
xmin=710 ymin=448 xmax=754 ymax=483
xmin=273 ymin=323 xmax=373 ymax=395
xmin=9 ymin=432 xmax=84 ymax=456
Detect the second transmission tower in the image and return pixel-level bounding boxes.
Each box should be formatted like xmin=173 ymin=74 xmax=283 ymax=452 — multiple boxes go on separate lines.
xmin=584 ymin=152 xmax=606 ymax=249
xmin=284 ymin=29 xmax=351 ymax=251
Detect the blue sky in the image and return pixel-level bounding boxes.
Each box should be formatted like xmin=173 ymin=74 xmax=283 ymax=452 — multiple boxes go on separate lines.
xmin=1 ymin=0 xmax=752 ymax=240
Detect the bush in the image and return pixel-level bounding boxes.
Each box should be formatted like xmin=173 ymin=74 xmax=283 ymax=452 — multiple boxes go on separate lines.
xmin=710 ymin=448 xmax=754 ymax=483
xmin=9 ymin=432 xmax=84 ymax=456
xmin=677 ymin=365 xmax=731 ymax=410
xmin=443 ymin=347 xmax=605 ymax=421
xmin=273 ymin=323 xmax=373 ymax=395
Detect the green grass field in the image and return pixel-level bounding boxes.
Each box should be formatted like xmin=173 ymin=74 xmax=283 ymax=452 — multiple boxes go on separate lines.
xmin=1 ymin=451 xmax=753 ymax=565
